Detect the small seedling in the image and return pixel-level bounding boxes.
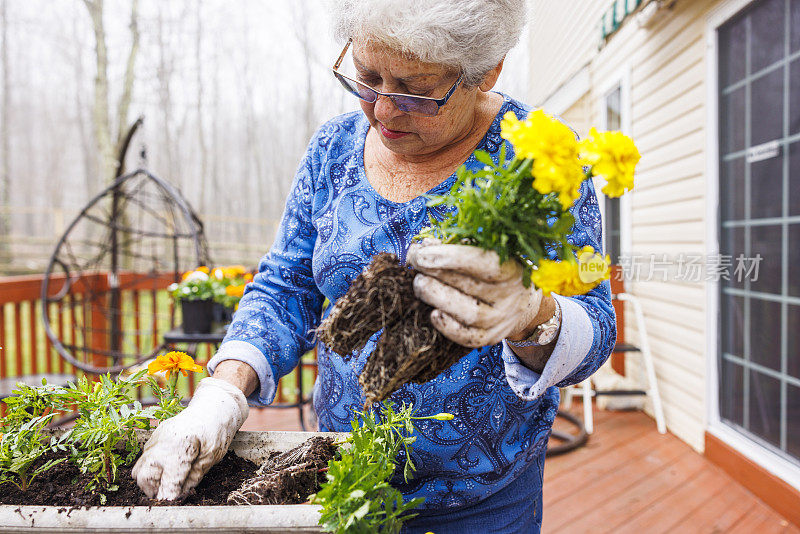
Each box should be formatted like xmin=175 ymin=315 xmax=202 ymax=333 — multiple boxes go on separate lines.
xmin=0 ymin=413 xmax=66 ymax=492
xmin=0 ymin=355 xmax=203 ymax=501
xmin=312 ymin=402 xmax=453 ymax=534
xmin=60 ymin=370 xmax=159 ymax=496
xmin=1 ymin=378 xmax=68 ymax=432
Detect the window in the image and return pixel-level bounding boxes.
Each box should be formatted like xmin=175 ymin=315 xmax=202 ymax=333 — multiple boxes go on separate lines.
xmin=604 ymin=85 xmax=623 ymax=264
xmin=717 ymin=0 xmax=800 ymax=463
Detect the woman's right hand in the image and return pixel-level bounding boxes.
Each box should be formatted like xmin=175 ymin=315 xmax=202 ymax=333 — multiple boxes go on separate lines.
xmin=132 ymin=377 xmax=249 ymax=500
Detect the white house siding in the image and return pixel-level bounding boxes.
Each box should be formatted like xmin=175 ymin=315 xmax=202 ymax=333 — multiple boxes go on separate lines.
xmin=528 ymin=0 xmax=721 ymax=452
xmin=560 ymin=93 xmax=592 ymax=139
xmin=528 ymin=2 xmax=610 ymax=106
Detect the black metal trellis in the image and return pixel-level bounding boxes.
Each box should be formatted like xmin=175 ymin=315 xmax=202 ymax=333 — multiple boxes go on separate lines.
xmin=40 ymin=168 xmax=210 ymax=374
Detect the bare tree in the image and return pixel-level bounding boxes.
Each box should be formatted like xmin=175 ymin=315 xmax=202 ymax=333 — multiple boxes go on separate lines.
xmin=292 ymin=1 xmax=316 ymax=145
xmin=209 ymin=30 xmax=221 ymax=219
xmin=155 ymin=3 xmax=177 ymax=184
xmin=72 ymin=10 xmax=94 ymax=196
xmin=235 ymin=8 xmax=260 ymax=245
xmin=81 ymin=0 xmax=139 ymax=186
xmin=195 ymin=0 xmax=208 ymax=214
xmin=115 ymin=0 xmax=139 ymax=177
xmin=0 ymin=0 xmax=9 ymax=264
xmin=82 ymin=0 xmax=113 ymax=187
xmin=1 ymin=0 xmax=367 ymax=272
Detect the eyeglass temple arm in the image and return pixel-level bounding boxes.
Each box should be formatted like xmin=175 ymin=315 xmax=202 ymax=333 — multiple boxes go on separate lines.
xmin=333 ymin=39 xmax=352 ymax=70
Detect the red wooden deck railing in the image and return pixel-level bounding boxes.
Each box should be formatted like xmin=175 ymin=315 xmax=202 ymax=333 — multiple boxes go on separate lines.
xmin=0 ymin=272 xmax=317 ymax=410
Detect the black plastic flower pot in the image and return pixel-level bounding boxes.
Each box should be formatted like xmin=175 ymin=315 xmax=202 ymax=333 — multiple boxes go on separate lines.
xmin=212 ymin=302 xmax=236 ymax=325
xmin=181 ymin=299 xmax=214 ymax=334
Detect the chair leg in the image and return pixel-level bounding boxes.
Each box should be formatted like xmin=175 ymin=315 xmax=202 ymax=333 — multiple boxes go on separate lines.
xmin=641 ymin=344 xmax=666 ymax=434
xmin=582 ymin=379 xmax=594 ymax=434
xmin=621 ymin=294 xmax=667 ymax=434
xmin=560 ymin=385 xmax=574 ymax=410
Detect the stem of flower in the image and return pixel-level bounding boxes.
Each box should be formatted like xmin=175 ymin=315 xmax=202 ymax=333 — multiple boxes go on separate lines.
xmin=103 ymin=449 xmax=112 ymax=484
xmin=168 ymin=373 xmax=179 ymax=399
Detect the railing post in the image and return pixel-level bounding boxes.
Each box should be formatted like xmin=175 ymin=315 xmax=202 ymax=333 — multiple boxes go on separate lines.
xmin=610 ymin=264 xmax=626 ymax=376
xmin=89 ymin=274 xmax=110 ymax=370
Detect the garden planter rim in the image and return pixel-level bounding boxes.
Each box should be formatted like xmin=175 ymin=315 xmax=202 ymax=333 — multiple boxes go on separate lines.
xmin=1 ymin=430 xmax=348 ymax=533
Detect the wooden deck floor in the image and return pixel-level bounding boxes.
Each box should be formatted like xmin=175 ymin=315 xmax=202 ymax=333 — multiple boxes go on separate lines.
xmin=244 ymin=405 xmax=799 ymax=533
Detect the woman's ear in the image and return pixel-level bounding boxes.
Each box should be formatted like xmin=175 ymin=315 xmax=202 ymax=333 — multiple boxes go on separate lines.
xmin=479 ymin=57 xmax=505 ymax=92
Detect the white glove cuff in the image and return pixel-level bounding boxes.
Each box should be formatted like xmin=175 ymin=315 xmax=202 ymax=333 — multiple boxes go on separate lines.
xmin=193 ymin=377 xmax=250 ymax=428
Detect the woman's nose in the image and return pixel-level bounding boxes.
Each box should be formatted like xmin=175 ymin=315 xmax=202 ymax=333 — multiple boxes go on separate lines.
xmin=373 ymin=94 xmax=404 ymax=122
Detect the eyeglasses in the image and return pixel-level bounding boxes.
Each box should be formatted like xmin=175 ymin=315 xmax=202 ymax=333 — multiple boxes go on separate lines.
xmin=332 ymin=39 xmax=463 ymax=117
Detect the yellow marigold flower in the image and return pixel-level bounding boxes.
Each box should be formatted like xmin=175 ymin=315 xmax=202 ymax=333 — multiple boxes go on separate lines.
xmin=500 ymin=110 xmax=585 ymax=209
xmin=579 ymin=128 xmax=640 ymax=197
xmin=577 ymin=246 xmax=611 ymax=285
xmin=531 ymin=247 xmax=610 ymax=297
xmin=225 ymin=284 xmax=245 ymax=298
xmin=196 ymin=265 xmax=210 ymax=274
xmin=244 ymin=273 xmax=253 ymax=281
xmin=148 ymin=351 xmax=204 ymax=380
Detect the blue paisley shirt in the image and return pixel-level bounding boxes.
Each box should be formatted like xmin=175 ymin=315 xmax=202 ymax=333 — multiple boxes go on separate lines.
xmin=208 ymin=94 xmax=616 ymax=511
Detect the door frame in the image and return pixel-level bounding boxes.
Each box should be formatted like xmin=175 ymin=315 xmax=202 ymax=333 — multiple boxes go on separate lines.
xmin=595 ymin=65 xmax=633 ymax=261
xmin=704 ymin=0 xmax=800 ymax=490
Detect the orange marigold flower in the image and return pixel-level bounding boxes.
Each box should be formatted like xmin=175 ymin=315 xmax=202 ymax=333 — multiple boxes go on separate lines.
xmin=148 ymin=351 xmax=204 ymax=380
xmin=196 ymin=265 xmax=210 ymax=274
xmin=228 ymin=265 xmax=247 ymax=275
xmin=225 ymin=284 xmax=246 ymax=297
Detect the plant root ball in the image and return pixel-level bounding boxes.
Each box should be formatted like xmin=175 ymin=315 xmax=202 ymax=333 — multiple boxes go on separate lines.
xmin=317 ymin=253 xmax=470 ymax=406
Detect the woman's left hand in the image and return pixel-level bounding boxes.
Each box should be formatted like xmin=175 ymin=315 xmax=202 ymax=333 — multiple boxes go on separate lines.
xmin=407 ymin=240 xmax=542 ymax=348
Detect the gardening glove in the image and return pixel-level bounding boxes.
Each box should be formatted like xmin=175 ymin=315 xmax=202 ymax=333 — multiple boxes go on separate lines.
xmin=132 ymin=377 xmax=249 ymax=500
xmin=407 ymin=240 xmax=542 ymax=348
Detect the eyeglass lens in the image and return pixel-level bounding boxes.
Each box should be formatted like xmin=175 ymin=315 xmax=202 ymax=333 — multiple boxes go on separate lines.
xmin=333 ymin=72 xmax=439 ymax=116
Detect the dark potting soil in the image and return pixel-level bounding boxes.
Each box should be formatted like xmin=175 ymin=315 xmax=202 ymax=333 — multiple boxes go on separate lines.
xmin=0 ymin=437 xmax=335 ymax=508
xmin=317 ymin=252 xmax=470 ymax=406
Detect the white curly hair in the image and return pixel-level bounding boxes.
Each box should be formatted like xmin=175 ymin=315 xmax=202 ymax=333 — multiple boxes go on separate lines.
xmin=329 ymin=0 xmax=527 ymax=86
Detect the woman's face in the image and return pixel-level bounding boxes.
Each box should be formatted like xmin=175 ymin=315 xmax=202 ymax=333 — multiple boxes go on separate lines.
xmin=352 ymin=40 xmax=481 ymax=158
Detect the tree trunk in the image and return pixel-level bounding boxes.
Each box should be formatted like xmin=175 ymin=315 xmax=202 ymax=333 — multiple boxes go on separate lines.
xmin=114 ymin=0 xmax=139 ymax=177
xmin=195 ymin=0 xmax=208 ymax=214
xmin=72 ymin=11 xmax=95 ymax=196
xmin=292 ymin=2 xmax=316 ymax=145
xmin=0 ymin=0 xmax=11 ymax=266
xmin=82 ymin=0 xmax=115 ymax=185
xmin=156 ymin=4 xmax=175 ymax=181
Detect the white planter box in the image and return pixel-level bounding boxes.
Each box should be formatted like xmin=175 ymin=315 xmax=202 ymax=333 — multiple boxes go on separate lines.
xmin=0 ymin=430 xmax=347 ymax=533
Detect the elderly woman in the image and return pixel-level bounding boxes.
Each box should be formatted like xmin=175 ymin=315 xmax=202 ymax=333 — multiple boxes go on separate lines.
xmin=133 ymin=1 xmax=615 ymax=532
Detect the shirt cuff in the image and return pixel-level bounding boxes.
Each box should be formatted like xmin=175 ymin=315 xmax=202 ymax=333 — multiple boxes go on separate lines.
xmin=207 ymin=340 xmax=277 ymax=406
xmin=502 ymin=294 xmax=594 ymax=401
